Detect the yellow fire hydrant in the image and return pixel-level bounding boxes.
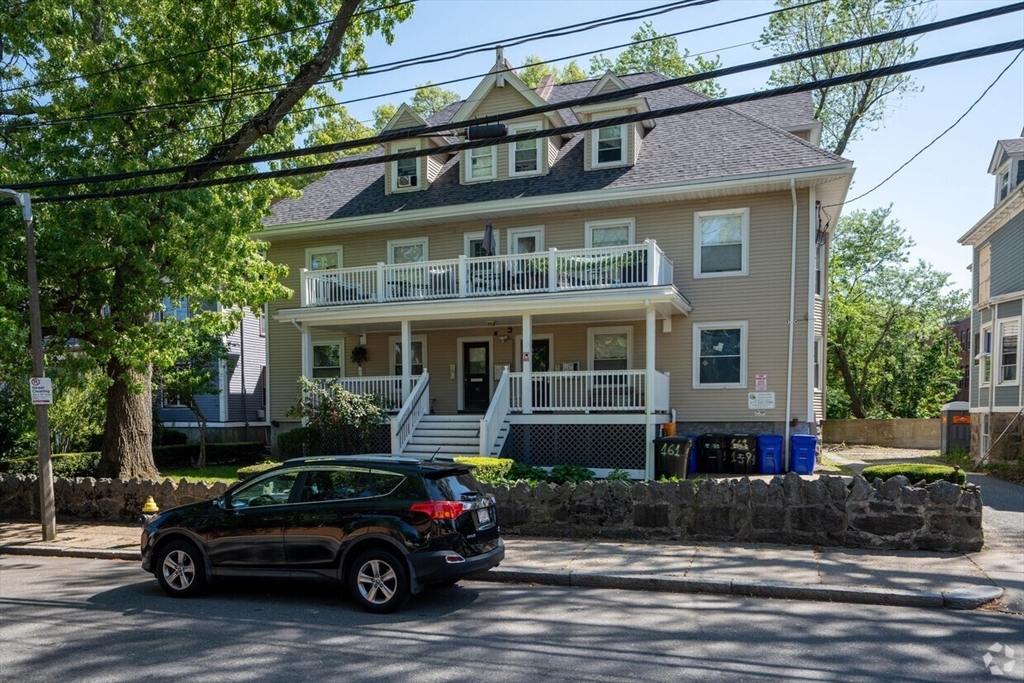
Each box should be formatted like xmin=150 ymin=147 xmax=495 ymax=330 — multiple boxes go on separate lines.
xmin=142 ymin=496 xmax=160 ymax=514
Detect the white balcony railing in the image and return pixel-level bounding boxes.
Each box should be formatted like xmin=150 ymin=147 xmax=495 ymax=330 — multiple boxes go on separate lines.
xmin=315 ymin=375 xmax=421 ymax=412
xmin=301 ymin=240 xmax=673 ymax=307
xmin=507 ymin=370 xmax=670 ymax=413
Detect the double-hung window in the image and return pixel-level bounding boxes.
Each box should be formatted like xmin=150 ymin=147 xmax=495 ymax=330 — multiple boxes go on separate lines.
xmin=593 ymin=125 xmax=625 ymax=166
xmin=312 ymin=343 xmax=343 ymax=379
xmin=693 ymin=322 xmax=747 ymax=388
xmin=997 ymin=167 xmax=1011 ymax=203
xmin=998 ymin=319 xmax=1019 ymax=385
xmin=509 ymin=123 xmax=541 ymax=176
xmin=694 ymin=209 xmax=749 ymax=278
xmin=390 ymin=335 xmax=427 ymax=376
xmin=979 ymin=325 xmax=993 ymax=386
xmin=468 ymin=145 xmax=496 ymax=181
xmin=394 ymin=143 xmax=419 ymax=190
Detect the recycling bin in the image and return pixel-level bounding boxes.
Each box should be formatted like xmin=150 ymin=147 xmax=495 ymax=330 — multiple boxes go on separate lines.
xmin=683 ymin=435 xmax=700 ymax=473
xmin=790 ymin=434 xmax=818 ymax=475
xmin=729 ymin=434 xmax=758 ymax=475
xmin=757 ymin=434 xmax=784 ymax=474
xmin=697 ymin=434 xmax=730 ymax=474
xmin=653 ymin=436 xmax=692 ymax=480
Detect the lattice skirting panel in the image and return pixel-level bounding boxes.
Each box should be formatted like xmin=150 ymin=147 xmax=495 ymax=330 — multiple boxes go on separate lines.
xmin=318 ymin=424 xmax=391 ymax=455
xmin=501 ymin=423 xmax=646 ymax=470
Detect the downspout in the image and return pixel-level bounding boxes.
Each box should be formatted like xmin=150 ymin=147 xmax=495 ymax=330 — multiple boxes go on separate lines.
xmin=240 ymin=311 xmax=248 ymax=443
xmin=784 ymin=179 xmax=798 ymax=470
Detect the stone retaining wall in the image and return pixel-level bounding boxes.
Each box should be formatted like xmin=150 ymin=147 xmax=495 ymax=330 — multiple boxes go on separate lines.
xmin=0 ymin=472 xmax=983 ymax=552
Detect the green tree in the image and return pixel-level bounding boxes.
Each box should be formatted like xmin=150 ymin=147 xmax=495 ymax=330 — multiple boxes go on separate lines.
xmin=154 ymin=320 xmax=233 ymax=469
xmin=371 ymin=81 xmax=461 ymax=132
xmin=827 ymin=207 xmax=968 ymax=419
xmin=0 ymin=0 xmax=413 ymax=478
xmin=589 ymin=22 xmax=726 ymax=98
xmin=760 ymin=0 xmax=927 ymax=156
xmin=47 ymin=365 xmax=109 ymax=454
xmin=517 ymin=55 xmax=587 ymax=89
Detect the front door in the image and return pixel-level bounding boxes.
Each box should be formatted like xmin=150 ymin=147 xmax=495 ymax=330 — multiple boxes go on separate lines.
xmin=463 ymin=342 xmax=490 ymax=412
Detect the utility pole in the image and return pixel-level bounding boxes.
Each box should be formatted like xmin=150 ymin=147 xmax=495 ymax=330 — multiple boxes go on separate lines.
xmin=1 ymin=189 xmax=56 ymax=541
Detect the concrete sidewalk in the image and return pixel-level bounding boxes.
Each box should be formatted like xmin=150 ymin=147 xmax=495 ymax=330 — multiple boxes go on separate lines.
xmin=1 ymin=520 xmax=1017 ymax=614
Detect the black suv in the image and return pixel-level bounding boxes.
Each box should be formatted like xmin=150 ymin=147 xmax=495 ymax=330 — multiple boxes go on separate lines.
xmin=141 ymin=456 xmax=504 ymax=613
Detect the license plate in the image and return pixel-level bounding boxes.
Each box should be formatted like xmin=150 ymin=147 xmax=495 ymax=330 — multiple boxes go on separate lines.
xmin=477 ymin=507 xmax=491 ymax=525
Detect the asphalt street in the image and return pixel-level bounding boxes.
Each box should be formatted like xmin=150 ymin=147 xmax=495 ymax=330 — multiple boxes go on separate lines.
xmin=1 ymin=556 xmax=1022 ymax=682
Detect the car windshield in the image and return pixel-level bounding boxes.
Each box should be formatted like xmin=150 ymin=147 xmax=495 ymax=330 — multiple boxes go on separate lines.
xmin=425 ymin=471 xmax=483 ymax=502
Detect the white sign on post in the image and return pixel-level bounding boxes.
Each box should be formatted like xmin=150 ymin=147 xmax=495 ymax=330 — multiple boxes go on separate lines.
xmin=30 ymin=377 xmax=53 ymax=405
xmin=748 ymin=391 xmax=775 ymax=410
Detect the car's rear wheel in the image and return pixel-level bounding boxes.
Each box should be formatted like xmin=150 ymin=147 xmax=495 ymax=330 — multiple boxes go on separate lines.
xmin=155 ymin=540 xmax=206 ymax=598
xmin=348 ymin=549 xmax=409 ymax=614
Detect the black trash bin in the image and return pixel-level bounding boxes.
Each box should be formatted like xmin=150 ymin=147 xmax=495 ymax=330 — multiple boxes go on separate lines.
xmin=653 ymin=436 xmax=692 ymax=480
xmin=697 ymin=434 xmax=730 ymax=474
xmin=729 ymin=434 xmax=758 ymax=475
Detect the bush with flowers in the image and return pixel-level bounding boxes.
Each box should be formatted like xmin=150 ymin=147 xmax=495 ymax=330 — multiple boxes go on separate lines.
xmin=287 ymin=378 xmax=389 ymax=455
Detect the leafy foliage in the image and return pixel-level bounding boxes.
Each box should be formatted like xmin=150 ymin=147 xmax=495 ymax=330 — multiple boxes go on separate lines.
xmin=860 ymin=463 xmax=966 ymax=486
xmin=827 ymin=207 xmax=968 ymax=419
xmin=547 ymin=464 xmax=596 ymax=485
xmin=1 ymin=451 xmax=101 ymax=478
xmin=589 ymin=22 xmax=725 ymax=98
xmin=453 ymin=456 xmax=514 ymax=482
xmin=287 ymin=378 xmax=388 ymax=454
xmin=760 ymin=0 xmax=928 ymax=155
xmin=276 ymin=426 xmax=322 ymax=459
xmin=47 ymin=367 xmax=109 ymax=454
xmin=236 ymin=461 xmax=282 ymax=480
xmin=517 ymin=56 xmax=587 ymax=89
xmin=0 ymin=381 xmax=34 ymax=461
xmin=0 ymin=1 xmax=414 ymax=479
xmin=371 ymin=82 xmax=461 ymax=131
xmin=605 ymin=468 xmax=632 ymax=483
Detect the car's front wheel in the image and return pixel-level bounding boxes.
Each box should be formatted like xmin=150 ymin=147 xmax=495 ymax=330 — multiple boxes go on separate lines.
xmin=155 ymin=539 xmax=206 ymax=598
xmin=348 ymin=549 xmax=409 ymax=614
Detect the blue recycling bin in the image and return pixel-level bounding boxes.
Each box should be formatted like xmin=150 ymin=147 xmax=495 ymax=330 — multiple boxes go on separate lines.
xmin=757 ymin=434 xmax=784 ymax=474
xmin=683 ymin=435 xmax=700 ymax=473
xmin=790 ymin=434 xmax=818 ymax=474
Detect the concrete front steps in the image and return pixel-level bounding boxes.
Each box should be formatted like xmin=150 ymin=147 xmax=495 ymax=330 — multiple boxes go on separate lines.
xmin=401 ymin=414 xmax=508 ymax=458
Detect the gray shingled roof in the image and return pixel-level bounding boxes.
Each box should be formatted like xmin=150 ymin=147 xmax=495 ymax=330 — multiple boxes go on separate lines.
xmin=997 ymin=138 xmax=1024 ymax=155
xmin=265 ymin=73 xmax=847 ymax=227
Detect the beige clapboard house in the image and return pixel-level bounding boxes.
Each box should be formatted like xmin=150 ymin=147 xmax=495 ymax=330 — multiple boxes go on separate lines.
xmin=261 ymin=55 xmax=854 ymax=478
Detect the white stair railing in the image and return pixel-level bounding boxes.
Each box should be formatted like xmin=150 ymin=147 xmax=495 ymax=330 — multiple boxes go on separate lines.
xmin=480 ymin=368 xmax=511 ymax=455
xmin=390 ymin=371 xmax=430 ymax=454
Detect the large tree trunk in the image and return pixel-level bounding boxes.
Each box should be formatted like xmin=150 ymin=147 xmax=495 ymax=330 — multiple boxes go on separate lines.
xmin=189 ymin=400 xmax=208 ymax=470
xmin=96 ymin=358 xmax=158 ymax=479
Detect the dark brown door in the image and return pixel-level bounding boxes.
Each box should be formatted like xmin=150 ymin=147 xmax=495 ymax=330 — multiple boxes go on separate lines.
xmin=463 ymin=342 xmax=490 ymax=412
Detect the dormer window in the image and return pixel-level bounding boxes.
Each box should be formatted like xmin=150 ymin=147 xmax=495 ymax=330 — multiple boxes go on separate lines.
xmin=467 ymin=145 xmax=497 ymax=181
xmin=509 ymin=123 xmax=542 ymax=176
xmin=997 ymin=166 xmax=1011 ymax=203
xmin=394 ymin=144 xmax=419 ymax=190
xmin=594 ymin=125 xmax=625 ymax=166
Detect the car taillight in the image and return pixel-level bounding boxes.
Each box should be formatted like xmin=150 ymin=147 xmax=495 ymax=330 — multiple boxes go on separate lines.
xmin=410 ymin=501 xmax=466 ymax=520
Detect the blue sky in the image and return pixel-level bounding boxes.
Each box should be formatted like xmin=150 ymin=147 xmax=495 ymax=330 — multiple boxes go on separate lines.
xmin=343 ymin=0 xmax=1023 ymax=292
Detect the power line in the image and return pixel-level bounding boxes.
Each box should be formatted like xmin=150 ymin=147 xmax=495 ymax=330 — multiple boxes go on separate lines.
xmin=11 ymin=39 xmax=1022 ymax=205
xmin=1 ymin=0 xmax=714 ymax=129
xmin=830 ymin=49 xmax=1024 ymax=209
xmin=9 ymin=3 xmax=1020 ymax=191
xmin=0 ymin=0 xmax=417 ymax=95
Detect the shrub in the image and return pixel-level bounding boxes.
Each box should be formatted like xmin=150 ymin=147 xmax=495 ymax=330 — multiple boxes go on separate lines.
xmin=153 ymin=442 xmax=266 ymax=469
xmin=0 ymin=451 xmax=101 ymax=478
xmin=605 ymin=468 xmax=632 ymax=483
xmin=277 ymin=426 xmax=322 ymax=459
xmin=287 ymin=378 xmax=388 ymax=454
xmin=547 ymin=464 xmax=595 ymax=485
xmin=504 ymin=462 xmax=549 ymax=485
xmin=236 ymin=461 xmax=281 ymax=480
xmin=159 ymin=430 xmax=189 ymax=446
xmin=453 ymin=457 xmax=513 ymax=483
xmin=861 ymin=463 xmax=967 ymax=486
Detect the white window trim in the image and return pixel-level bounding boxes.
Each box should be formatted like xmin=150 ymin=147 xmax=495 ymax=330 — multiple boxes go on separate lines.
xmin=814 ymin=334 xmax=824 ymax=393
xmin=585 ymin=218 xmax=635 ymax=249
xmin=693 ymin=208 xmax=750 ymax=279
xmin=591 ymin=124 xmax=627 ymax=168
xmin=587 ymin=326 xmax=633 ymax=371
xmin=996 ymin=162 xmax=1012 ymax=204
xmin=692 ymin=321 xmax=748 ymax=389
xmin=507 ymin=226 xmax=545 ymax=255
xmin=386 ymin=237 xmax=429 ymax=265
xmin=392 ymin=140 xmax=420 ymax=192
xmin=389 ymin=335 xmax=428 ymax=376
xmin=464 ymin=229 xmax=500 ymax=257
xmin=508 ymin=122 xmax=543 ymax=177
xmin=465 ymin=145 xmax=497 ymax=182
xmin=312 ymin=340 xmax=345 ymax=379
xmin=305 ymin=246 xmax=343 ymax=271
xmin=996 ymin=317 xmax=1020 ymax=387
xmin=979 ymin=323 xmax=993 ymax=387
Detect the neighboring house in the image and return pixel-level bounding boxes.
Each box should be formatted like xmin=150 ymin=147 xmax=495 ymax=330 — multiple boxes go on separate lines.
xmin=261 ymin=54 xmax=853 ymax=478
xmin=154 ymin=298 xmax=269 ymax=444
xmin=945 ymin=315 xmax=971 ymax=403
xmin=958 ymin=132 xmax=1024 ymax=462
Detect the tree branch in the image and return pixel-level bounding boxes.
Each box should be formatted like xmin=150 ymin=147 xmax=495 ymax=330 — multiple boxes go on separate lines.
xmin=181 ymin=0 xmax=363 ymax=182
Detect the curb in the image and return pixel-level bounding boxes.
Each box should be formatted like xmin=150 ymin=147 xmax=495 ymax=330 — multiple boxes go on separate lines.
xmin=473 ymin=568 xmax=1004 ymax=610
xmin=1 ymin=545 xmax=1004 ymax=610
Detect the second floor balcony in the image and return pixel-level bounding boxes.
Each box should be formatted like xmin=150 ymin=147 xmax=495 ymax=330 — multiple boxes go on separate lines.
xmin=300 ymin=240 xmax=673 ymax=307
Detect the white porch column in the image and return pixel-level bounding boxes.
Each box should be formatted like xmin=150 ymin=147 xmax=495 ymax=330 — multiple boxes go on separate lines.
xmin=300 ymin=324 xmax=312 ymax=380
xmin=401 ymin=319 xmax=412 ymax=401
xmin=645 ymin=303 xmax=656 ymax=479
xmin=522 ymin=313 xmax=533 ymax=415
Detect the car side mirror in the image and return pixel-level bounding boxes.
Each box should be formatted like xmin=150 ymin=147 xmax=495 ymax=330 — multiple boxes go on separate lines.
xmin=215 ymin=494 xmax=229 ymax=510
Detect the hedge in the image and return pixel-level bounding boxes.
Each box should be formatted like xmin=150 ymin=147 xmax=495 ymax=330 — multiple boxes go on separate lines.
xmin=861 ymin=463 xmax=967 ymax=486
xmin=453 ymin=457 xmax=513 ymax=482
xmin=236 ymin=461 xmax=282 ymax=480
xmin=153 ymin=442 xmax=267 ymax=469
xmin=0 ymin=451 xmax=101 ymax=478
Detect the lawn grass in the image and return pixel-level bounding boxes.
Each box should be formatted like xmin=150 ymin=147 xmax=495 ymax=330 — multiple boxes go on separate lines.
xmin=816 ymin=454 xmax=854 ymax=476
xmin=158 ymin=465 xmax=240 ymax=484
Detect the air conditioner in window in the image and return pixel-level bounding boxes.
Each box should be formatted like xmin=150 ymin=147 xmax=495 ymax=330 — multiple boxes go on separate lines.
xmin=256 ymin=409 xmax=265 ymax=420
xmin=397 ymin=175 xmax=412 ymax=188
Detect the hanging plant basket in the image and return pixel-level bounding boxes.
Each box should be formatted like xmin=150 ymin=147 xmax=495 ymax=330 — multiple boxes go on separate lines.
xmin=350 ymin=345 xmax=368 ymax=365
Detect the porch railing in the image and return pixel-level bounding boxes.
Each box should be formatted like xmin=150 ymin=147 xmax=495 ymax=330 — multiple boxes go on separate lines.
xmin=508 ymin=369 xmax=670 ymax=413
xmin=317 ymin=375 xmax=420 ymax=413
xmin=390 ymin=371 xmax=430 ymax=454
xmin=480 ymin=368 xmax=511 ymax=455
xmin=301 ymin=240 xmax=673 ymax=307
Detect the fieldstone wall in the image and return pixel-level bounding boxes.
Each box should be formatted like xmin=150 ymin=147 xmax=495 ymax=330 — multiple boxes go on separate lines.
xmin=0 ymin=472 xmax=983 ymax=552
